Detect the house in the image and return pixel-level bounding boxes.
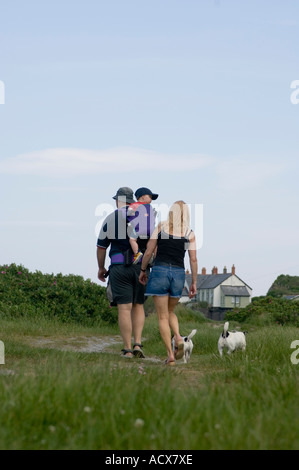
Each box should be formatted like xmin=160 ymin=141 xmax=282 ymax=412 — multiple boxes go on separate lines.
xmin=283 ymin=295 xmax=299 ymax=302
xmin=183 ymin=265 xmax=252 ymax=310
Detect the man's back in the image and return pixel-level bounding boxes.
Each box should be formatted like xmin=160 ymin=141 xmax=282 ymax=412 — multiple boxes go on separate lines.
xmin=97 ymin=207 xmax=131 ymax=257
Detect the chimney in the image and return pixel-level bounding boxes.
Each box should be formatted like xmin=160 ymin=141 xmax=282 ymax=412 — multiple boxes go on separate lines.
xmin=223 ymin=266 xmax=227 ymax=274
xmin=232 ymin=264 xmax=235 ymax=275
xmin=212 ymin=266 xmax=218 ymax=275
xmin=201 ymin=267 xmax=206 ymax=275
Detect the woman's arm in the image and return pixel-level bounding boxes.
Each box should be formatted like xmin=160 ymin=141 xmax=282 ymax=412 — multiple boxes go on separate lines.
xmin=138 ymin=226 xmax=160 ymax=285
xmin=138 ymin=237 xmax=158 ymax=285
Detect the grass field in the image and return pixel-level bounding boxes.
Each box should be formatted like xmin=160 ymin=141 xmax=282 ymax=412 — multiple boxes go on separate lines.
xmin=0 ymin=312 xmax=298 ymax=450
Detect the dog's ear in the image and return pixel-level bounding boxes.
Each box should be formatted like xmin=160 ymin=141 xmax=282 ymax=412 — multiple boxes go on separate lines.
xmin=243 ymin=331 xmax=248 ymax=335
xmin=184 ymin=337 xmax=188 ymax=342
xmin=222 ymin=331 xmax=230 ymax=338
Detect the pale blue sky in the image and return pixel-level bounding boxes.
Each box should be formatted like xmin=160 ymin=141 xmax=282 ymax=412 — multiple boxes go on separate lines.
xmin=0 ymin=0 xmax=298 ymax=296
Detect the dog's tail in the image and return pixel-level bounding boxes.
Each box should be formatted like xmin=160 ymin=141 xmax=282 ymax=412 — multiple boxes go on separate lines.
xmin=187 ymin=329 xmax=197 ymax=340
xmin=223 ymin=322 xmax=229 ymax=338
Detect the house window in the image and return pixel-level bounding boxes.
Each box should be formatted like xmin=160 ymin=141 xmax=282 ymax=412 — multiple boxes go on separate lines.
xmin=231 ymin=296 xmax=240 ymax=306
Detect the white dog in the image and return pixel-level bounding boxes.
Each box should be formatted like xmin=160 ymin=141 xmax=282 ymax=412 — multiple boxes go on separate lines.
xmin=218 ymin=322 xmax=246 ymax=357
xmin=172 ymin=329 xmax=197 ymax=363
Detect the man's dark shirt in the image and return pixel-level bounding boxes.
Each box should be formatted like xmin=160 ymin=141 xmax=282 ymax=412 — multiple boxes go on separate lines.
xmin=97 ymin=207 xmax=131 ymax=258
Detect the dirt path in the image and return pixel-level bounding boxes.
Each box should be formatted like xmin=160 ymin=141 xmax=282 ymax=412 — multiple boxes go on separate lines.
xmin=29 ymin=335 xmax=123 ymax=353
xmin=27 ymin=335 xmax=162 ymax=363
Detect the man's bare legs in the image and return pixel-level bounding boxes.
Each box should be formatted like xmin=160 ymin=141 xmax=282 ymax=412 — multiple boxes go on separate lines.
xmin=118 ymin=303 xmax=145 ymax=357
xmin=118 ymin=303 xmax=133 ymax=356
xmin=131 ymin=303 xmax=145 ymax=353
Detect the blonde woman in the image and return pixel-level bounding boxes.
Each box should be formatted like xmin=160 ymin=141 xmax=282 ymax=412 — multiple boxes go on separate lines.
xmin=139 ymin=201 xmax=197 ymax=365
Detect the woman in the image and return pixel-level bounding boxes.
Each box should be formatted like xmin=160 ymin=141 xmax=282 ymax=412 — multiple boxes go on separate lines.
xmin=139 ymin=201 xmax=198 ymax=365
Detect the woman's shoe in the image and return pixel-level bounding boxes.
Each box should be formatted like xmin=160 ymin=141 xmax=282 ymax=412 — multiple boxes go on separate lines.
xmin=164 ymin=358 xmax=175 ymax=366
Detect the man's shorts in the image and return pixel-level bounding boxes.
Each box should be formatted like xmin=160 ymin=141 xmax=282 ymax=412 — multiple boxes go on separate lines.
xmin=109 ymin=264 xmax=146 ymax=305
xmin=146 ymin=264 xmax=185 ymax=298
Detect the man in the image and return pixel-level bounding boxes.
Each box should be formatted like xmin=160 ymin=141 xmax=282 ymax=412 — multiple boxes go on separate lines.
xmin=97 ymin=187 xmax=147 ymax=358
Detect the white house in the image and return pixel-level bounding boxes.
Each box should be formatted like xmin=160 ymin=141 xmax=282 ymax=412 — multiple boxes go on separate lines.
xmin=283 ymin=295 xmax=299 ymax=302
xmin=183 ymin=265 xmax=252 ymax=309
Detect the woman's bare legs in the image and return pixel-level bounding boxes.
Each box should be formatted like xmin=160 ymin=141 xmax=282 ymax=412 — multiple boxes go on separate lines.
xmin=153 ymin=295 xmax=175 ymax=364
xmin=168 ymin=297 xmax=183 ymax=348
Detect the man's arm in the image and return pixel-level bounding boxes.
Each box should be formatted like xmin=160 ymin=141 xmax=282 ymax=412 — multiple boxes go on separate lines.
xmin=97 ymin=246 xmax=108 ymax=282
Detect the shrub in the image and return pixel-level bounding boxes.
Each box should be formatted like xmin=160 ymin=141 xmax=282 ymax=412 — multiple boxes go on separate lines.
xmin=267 ymin=274 xmax=299 ymax=297
xmin=0 ymin=263 xmax=114 ymax=325
xmin=225 ymin=296 xmax=299 ymax=326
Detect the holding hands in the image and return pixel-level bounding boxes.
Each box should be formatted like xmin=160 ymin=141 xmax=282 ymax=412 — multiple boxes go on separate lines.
xmin=139 ymin=270 xmax=148 ymax=286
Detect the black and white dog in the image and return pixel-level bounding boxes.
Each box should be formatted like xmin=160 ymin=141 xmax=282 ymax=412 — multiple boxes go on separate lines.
xmin=172 ymin=329 xmax=197 ymax=363
xmin=218 ymin=322 xmax=246 ymax=357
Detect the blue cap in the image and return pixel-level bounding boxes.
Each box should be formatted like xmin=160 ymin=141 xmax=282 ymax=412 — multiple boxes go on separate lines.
xmin=135 ymin=187 xmax=159 ymax=200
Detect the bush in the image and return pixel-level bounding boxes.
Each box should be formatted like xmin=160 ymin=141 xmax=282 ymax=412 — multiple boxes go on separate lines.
xmin=0 ymin=263 xmax=114 ymax=325
xmin=225 ymin=296 xmax=299 ymax=326
xmin=174 ymin=303 xmax=207 ymax=323
xmin=267 ymin=274 xmax=299 ymax=297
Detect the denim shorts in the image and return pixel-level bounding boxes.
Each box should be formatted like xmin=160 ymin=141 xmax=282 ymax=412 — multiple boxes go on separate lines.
xmin=146 ymin=264 xmax=186 ymax=298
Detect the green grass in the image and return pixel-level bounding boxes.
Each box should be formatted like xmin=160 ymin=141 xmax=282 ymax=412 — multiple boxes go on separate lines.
xmin=0 ymin=313 xmax=298 ymax=450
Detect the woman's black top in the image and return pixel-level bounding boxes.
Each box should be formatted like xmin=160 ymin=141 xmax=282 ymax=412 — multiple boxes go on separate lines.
xmin=154 ymin=229 xmax=192 ymax=269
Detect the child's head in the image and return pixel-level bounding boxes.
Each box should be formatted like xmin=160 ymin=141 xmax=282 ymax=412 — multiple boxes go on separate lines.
xmin=138 ymin=194 xmax=152 ymax=203
xmin=135 ymin=187 xmax=158 ymax=202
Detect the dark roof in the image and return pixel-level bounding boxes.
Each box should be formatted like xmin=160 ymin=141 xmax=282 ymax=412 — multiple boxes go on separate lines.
xmin=283 ymin=294 xmax=299 ymax=300
xmin=181 ymin=286 xmax=189 ymax=297
xmin=186 ymin=273 xmax=231 ymax=289
xmin=221 ymin=286 xmax=251 ymax=297
xmin=185 ymin=272 xmax=252 ymax=291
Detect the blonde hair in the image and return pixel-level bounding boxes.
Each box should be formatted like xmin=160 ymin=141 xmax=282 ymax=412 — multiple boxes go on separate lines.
xmin=163 ymin=200 xmax=191 ymax=236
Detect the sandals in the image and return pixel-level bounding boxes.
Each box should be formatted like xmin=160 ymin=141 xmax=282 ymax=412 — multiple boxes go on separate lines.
xmin=133 ymin=343 xmax=145 ymax=359
xmin=121 ymin=344 xmax=145 ymax=359
xmin=164 ymin=358 xmax=175 ymax=366
xmin=121 ymin=349 xmax=133 ymax=358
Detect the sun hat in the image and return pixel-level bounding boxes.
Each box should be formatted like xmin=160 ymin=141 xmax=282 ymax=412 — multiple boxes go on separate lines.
xmin=112 ymin=187 xmax=135 ymax=204
xmin=135 ymin=187 xmax=159 ymax=200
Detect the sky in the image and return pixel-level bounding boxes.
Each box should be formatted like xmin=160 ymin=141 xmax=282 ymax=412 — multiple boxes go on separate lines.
xmin=0 ymin=0 xmax=298 ymax=297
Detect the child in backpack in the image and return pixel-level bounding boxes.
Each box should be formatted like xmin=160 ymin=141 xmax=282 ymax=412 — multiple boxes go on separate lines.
xmin=127 ymin=187 xmax=158 ymax=264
